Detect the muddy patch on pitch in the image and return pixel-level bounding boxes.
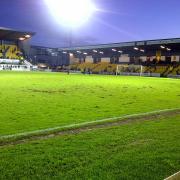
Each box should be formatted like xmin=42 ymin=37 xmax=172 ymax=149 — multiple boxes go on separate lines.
xmin=27 ymin=89 xmax=67 ymax=94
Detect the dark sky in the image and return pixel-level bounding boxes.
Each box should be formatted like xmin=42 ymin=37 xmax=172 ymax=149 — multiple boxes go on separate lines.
xmin=1 ymin=0 xmax=180 ymax=47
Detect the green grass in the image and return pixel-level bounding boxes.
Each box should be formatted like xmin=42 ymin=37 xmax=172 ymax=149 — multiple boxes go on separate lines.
xmin=0 ymin=114 xmax=179 ymax=180
xmin=0 ymin=71 xmax=180 ymax=136
xmin=0 ymin=71 xmax=179 ymax=179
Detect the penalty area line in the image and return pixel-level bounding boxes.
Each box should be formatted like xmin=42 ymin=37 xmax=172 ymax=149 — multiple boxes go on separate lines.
xmin=0 ymin=108 xmax=180 ymax=140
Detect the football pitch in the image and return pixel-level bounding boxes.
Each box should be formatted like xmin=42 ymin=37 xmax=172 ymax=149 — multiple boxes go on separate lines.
xmin=0 ymin=71 xmax=180 ymax=179
xmin=0 ymin=71 xmax=179 ymax=136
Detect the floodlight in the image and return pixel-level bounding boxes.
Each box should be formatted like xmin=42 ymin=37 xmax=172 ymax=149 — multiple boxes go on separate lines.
xmin=118 ymin=50 xmax=123 ymax=53
xmin=99 ymin=51 xmax=104 ymax=54
xmin=77 ymin=51 xmax=81 ymax=53
xmin=44 ymin=0 xmax=96 ymax=28
xmin=167 ymin=48 xmax=171 ymax=51
xmin=140 ymin=49 xmax=145 ymax=52
xmin=25 ymin=35 xmax=31 ymax=38
xmin=19 ymin=37 xmax=25 ymax=41
xmin=160 ymin=45 xmax=165 ymax=49
xmin=93 ymin=50 xmax=98 ymax=53
xmin=112 ymin=49 xmax=117 ymax=52
xmin=63 ymin=51 xmax=67 ymax=54
xmin=83 ymin=52 xmax=88 ymax=55
xmin=69 ymin=53 xmax=74 ymax=57
xmin=134 ymin=47 xmax=139 ymax=51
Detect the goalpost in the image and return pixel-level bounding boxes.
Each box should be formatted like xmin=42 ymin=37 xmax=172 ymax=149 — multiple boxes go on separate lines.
xmin=116 ymin=64 xmax=144 ymax=76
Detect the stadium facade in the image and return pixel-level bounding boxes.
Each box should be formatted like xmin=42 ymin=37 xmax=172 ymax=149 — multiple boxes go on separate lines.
xmin=0 ymin=27 xmax=35 ymax=70
xmin=0 ymin=27 xmax=180 ymax=76
xmin=29 ymin=45 xmax=69 ymax=67
xmin=30 ymin=38 xmax=180 ymax=68
xmin=60 ymin=38 xmax=180 ymax=64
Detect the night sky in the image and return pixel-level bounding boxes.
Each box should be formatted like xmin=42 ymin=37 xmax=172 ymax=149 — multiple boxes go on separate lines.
xmin=1 ymin=0 xmax=180 ymax=47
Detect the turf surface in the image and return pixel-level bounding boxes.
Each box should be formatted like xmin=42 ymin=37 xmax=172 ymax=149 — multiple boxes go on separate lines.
xmin=0 ymin=114 xmax=179 ymax=180
xmin=0 ymin=71 xmax=180 ymax=136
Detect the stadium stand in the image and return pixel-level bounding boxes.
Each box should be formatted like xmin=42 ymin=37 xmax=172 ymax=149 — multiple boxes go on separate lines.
xmin=61 ymin=38 xmax=180 ymax=78
xmin=0 ymin=44 xmax=22 ymax=59
xmin=70 ymin=62 xmax=117 ymax=74
xmin=91 ymin=62 xmax=110 ymax=73
xmin=0 ymin=27 xmax=179 ymax=77
xmin=70 ymin=62 xmax=180 ymax=77
xmin=0 ymin=27 xmax=35 ymax=71
xmin=142 ymin=65 xmax=180 ymax=76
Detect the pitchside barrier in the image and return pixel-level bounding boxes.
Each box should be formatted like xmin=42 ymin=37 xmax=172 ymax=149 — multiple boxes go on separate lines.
xmin=0 ymin=59 xmax=34 ymax=71
xmin=0 ymin=64 xmax=31 ymax=71
xmin=0 ymin=59 xmax=20 ymax=64
xmin=167 ymin=74 xmax=180 ymax=79
xmin=142 ymin=73 xmax=161 ymax=77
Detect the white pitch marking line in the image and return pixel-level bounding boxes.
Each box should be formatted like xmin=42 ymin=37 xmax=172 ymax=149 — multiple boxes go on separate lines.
xmin=164 ymin=171 xmax=180 ymax=180
xmin=0 ymin=108 xmax=179 ymax=140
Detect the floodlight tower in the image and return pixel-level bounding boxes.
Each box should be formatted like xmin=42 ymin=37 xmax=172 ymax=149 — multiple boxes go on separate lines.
xmin=44 ymin=0 xmax=96 ymax=47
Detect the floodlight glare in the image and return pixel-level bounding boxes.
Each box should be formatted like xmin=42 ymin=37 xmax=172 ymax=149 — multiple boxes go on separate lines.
xmin=69 ymin=53 xmax=74 ymax=57
xmin=140 ymin=49 xmax=145 ymax=52
xmin=112 ymin=49 xmax=117 ymax=52
xmin=160 ymin=45 xmax=165 ymax=49
xmin=134 ymin=47 xmax=139 ymax=51
xmin=44 ymin=0 xmax=96 ymax=28
xmin=25 ymin=35 xmax=31 ymax=38
xmin=19 ymin=37 xmax=25 ymax=41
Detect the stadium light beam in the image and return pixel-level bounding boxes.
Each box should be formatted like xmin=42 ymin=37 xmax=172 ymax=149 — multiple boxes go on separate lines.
xmin=44 ymin=0 xmax=96 ymax=28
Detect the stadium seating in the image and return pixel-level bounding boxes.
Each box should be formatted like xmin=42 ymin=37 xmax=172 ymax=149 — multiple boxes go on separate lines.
xmin=143 ymin=66 xmax=166 ymax=74
xmin=142 ymin=65 xmax=180 ymax=76
xmin=77 ymin=62 xmax=98 ymax=71
xmin=106 ymin=64 xmax=117 ymax=74
xmin=171 ymin=65 xmax=180 ymax=75
xmin=70 ymin=62 xmax=180 ymax=77
xmin=70 ymin=62 xmax=99 ymax=72
xmin=0 ymin=44 xmax=22 ymax=59
xmin=92 ymin=62 xmax=110 ymax=73
xmin=69 ymin=63 xmax=79 ymax=70
xmin=74 ymin=62 xmax=117 ymax=74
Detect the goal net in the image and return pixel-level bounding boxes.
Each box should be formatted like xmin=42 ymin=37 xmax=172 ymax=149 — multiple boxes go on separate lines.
xmin=116 ymin=64 xmax=144 ymax=76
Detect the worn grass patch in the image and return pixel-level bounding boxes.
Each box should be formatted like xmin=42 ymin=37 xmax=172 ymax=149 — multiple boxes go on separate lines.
xmin=0 ymin=71 xmax=180 ymax=136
